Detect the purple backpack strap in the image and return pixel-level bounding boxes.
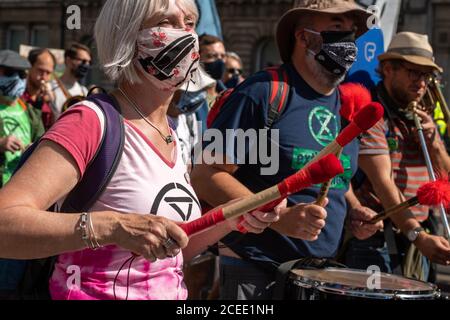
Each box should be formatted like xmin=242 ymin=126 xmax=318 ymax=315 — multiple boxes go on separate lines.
xmin=61 ymin=94 xmax=125 ymax=213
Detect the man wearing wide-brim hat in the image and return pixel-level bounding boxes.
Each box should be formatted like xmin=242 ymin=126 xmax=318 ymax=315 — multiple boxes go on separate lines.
xmin=346 ymin=32 xmax=450 ymax=281
xmin=192 ymin=0 xmax=384 ymax=300
xmin=378 ymin=32 xmax=443 ymax=73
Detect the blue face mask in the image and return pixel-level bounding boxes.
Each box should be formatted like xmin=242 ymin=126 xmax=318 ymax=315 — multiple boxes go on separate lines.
xmin=177 ymin=90 xmax=208 ymax=115
xmin=0 ymin=74 xmax=26 ymax=101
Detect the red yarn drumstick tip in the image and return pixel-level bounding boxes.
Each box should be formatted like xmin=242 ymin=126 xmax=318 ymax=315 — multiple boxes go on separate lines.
xmin=336 ymin=102 xmax=384 ymax=147
xmin=339 ymin=83 xmax=372 ymax=122
xmin=353 ymin=102 xmax=385 ymax=131
xmin=308 ymin=154 xmax=344 ymax=184
xmin=282 ymin=154 xmax=344 ymax=195
xmin=417 ymin=179 xmax=450 ymax=207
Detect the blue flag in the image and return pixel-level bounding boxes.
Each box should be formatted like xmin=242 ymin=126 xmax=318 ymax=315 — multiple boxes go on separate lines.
xmin=195 ymin=0 xmax=223 ymax=39
xmin=346 ymin=28 xmax=385 ymax=90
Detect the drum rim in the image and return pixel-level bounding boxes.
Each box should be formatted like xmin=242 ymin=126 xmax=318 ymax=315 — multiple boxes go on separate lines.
xmin=290 ymin=267 xmax=439 ymax=300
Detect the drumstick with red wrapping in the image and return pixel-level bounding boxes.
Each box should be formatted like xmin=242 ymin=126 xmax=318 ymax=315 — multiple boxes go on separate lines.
xmin=315 ymin=148 xmax=344 ymax=207
xmin=368 ymin=178 xmax=450 ymax=224
xmin=315 ymin=98 xmax=382 ymax=207
xmin=305 ymin=102 xmax=384 ymax=171
xmin=315 ymin=84 xmax=373 ymax=206
xmin=179 ymin=154 xmax=344 ymax=237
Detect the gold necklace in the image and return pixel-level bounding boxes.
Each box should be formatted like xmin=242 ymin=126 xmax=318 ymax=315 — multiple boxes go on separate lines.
xmin=118 ymin=88 xmax=174 ymax=145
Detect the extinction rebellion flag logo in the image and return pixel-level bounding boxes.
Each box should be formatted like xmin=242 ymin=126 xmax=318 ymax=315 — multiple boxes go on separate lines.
xmin=308 ymin=106 xmax=338 ymax=147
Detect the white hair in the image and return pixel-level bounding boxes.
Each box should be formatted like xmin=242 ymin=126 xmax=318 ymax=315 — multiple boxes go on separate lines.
xmin=95 ymin=0 xmax=199 ymax=84
xmin=225 ymin=51 xmax=243 ymax=67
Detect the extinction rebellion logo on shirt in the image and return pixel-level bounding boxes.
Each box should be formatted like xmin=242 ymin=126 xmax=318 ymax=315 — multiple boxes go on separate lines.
xmin=291 ymin=106 xmax=350 ymax=190
xmin=151 ymin=183 xmax=201 ymax=221
xmin=308 ymin=106 xmax=339 ymax=147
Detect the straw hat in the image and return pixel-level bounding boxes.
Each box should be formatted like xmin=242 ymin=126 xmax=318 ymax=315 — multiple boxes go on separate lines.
xmin=276 ymin=0 xmax=371 ymax=63
xmin=378 ymin=32 xmax=442 ymax=72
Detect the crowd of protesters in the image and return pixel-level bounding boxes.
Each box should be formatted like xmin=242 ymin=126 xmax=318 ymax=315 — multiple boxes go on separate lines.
xmin=0 ymin=0 xmax=449 ymax=301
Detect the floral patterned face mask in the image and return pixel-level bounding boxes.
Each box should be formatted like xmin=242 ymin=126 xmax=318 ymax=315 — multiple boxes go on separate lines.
xmin=135 ymin=27 xmax=200 ymax=91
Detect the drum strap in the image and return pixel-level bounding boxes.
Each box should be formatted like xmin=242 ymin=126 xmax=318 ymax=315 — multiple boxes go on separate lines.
xmin=272 ymin=258 xmax=347 ymax=300
xmin=384 ymin=220 xmax=403 ymax=275
xmin=272 ymin=260 xmax=302 ymax=300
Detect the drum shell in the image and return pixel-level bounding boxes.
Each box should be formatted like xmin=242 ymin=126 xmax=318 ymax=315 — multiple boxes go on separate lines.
xmin=285 ymin=268 xmax=439 ymax=300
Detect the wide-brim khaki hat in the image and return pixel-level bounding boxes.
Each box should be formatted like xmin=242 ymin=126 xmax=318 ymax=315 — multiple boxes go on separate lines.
xmin=378 ymin=32 xmax=443 ymax=73
xmin=276 ymin=0 xmax=371 ymax=63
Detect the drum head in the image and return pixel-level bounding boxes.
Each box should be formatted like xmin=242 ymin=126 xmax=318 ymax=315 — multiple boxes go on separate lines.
xmin=290 ymin=268 xmax=438 ymax=300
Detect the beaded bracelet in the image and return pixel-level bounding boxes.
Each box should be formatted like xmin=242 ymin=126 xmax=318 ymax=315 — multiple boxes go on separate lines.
xmin=87 ymin=212 xmax=102 ymax=250
xmin=78 ymin=212 xmax=102 ymax=250
xmin=78 ymin=212 xmax=91 ymax=249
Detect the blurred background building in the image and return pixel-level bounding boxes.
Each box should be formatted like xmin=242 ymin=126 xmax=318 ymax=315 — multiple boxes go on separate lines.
xmin=1 ymin=0 xmax=449 ymax=93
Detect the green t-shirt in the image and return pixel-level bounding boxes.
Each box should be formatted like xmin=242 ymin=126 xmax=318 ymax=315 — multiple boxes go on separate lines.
xmin=0 ymin=101 xmax=32 ymax=185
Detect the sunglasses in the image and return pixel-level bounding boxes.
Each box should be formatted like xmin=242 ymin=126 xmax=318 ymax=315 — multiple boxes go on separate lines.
xmin=227 ymin=68 xmax=242 ymax=75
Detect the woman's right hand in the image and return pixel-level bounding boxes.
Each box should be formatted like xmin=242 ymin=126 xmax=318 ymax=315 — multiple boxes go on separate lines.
xmin=109 ymin=213 xmax=189 ymax=262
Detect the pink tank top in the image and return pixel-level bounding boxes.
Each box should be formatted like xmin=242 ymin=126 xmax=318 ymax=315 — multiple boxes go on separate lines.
xmin=43 ymin=101 xmax=202 ymax=300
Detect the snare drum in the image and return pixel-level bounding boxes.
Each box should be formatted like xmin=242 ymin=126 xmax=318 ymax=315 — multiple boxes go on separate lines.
xmin=287 ymin=268 xmax=440 ymax=300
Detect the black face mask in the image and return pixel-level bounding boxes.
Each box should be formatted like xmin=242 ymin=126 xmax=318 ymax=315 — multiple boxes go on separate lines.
xmin=203 ymin=59 xmax=226 ymax=80
xmin=305 ymin=29 xmax=358 ymax=76
xmin=74 ymin=63 xmax=91 ymax=80
xmin=225 ymin=74 xmax=240 ymax=89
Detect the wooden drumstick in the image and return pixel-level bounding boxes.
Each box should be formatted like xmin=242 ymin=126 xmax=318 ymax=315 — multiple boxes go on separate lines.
xmin=368 ymin=178 xmax=450 ymax=224
xmin=314 ymin=103 xmax=384 ymax=206
xmin=316 ymin=83 xmax=373 ymax=207
xmin=315 ymin=149 xmax=343 ymax=207
xmin=179 ymin=154 xmax=344 ymax=237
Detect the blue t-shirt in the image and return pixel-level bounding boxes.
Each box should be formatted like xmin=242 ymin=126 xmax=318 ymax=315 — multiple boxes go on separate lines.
xmin=207 ymin=63 xmax=359 ymax=271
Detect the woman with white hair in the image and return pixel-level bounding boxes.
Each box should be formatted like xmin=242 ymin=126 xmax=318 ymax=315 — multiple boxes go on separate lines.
xmin=0 ymin=0 xmax=279 ymax=300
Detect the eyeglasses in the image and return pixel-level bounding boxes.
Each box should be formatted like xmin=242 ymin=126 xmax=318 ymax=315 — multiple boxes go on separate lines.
xmin=227 ymin=68 xmax=243 ymax=75
xmin=400 ymin=63 xmax=433 ymax=85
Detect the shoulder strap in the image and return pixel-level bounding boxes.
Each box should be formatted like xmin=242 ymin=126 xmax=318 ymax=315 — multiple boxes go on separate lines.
xmin=265 ymin=66 xmax=290 ymax=129
xmin=60 ymin=93 xmax=125 ymax=213
xmin=54 ymin=76 xmax=72 ymax=99
xmin=272 ymin=259 xmax=302 ymax=300
xmin=272 ymin=258 xmax=347 ymax=300
xmin=17 ymin=98 xmax=28 ymax=111
xmin=384 ymin=220 xmax=403 ymax=275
